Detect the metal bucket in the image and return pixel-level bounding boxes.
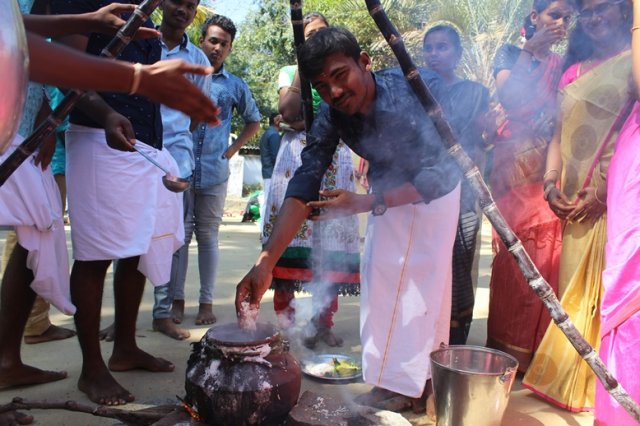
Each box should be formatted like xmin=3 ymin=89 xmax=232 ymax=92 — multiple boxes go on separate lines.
xmin=429 ymin=345 xmax=518 ymax=426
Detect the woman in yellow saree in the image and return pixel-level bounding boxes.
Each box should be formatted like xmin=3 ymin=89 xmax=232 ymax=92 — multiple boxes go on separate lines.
xmin=522 ymin=0 xmax=632 ymax=412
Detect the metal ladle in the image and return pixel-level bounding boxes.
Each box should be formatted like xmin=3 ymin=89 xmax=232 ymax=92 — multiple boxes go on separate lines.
xmin=132 ymin=145 xmax=190 ymax=193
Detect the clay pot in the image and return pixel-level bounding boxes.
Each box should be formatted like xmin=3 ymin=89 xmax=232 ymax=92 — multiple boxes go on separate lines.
xmin=185 ymin=322 xmax=301 ymax=425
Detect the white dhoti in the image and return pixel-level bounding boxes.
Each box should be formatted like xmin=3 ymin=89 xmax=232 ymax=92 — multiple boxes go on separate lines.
xmin=0 ymin=135 xmax=75 ymax=315
xmin=65 ymin=125 xmax=184 ymax=286
xmin=360 ymin=183 xmax=460 ymax=397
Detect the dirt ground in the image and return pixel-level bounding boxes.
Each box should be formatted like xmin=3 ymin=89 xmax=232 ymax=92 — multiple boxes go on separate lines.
xmin=0 ymin=200 xmax=594 ymax=425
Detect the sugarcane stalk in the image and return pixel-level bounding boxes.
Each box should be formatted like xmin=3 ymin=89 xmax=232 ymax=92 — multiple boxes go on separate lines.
xmin=0 ymin=0 xmax=162 ymax=187
xmin=289 ymin=0 xmax=314 ymax=131
xmin=0 ymin=397 xmax=172 ymax=425
xmin=364 ymin=0 xmax=640 ymax=421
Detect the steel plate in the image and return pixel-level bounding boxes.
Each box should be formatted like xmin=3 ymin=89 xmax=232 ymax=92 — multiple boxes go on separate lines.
xmin=301 ymin=354 xmax=362 ymax=382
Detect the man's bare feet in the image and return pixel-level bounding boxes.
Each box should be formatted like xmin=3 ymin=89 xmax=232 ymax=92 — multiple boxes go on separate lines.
xmin=77 ymin=368 xmax=134 ymax=406
xmin=152 ymin=318 xmax=190 ymax=340
xmin=302 ymin=334 xmax=318 ymax=349
xmin=0 ymin=364 xmax=67 ymax=389
xmin=374 ymin=395 xmax=413 ymax=412
xmin=426 ymin=393 xmax=436 ymax=421
xmin=194 ymin=303 xmax=216 ymax=326
xmin=108 ymin=347 xmax=174 ymax=372
xmin=171 ymin=299 xmax=185 ymax=324
xmin=303 ymin=327 xmax=343 ymax=349
xmin=98 ymin=323 xmax=115 ymax=342
xmin=23 ymin=324 xmax=76 ymax=344
xmin=354 ymin=387 xmax=399 ymax=406
xmin=355 ymin=388 xmax=418 ymax=413
xmin=319 ymin=328 xmax=343 ymax=347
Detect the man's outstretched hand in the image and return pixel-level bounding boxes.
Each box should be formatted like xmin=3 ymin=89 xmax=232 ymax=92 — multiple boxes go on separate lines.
xmin=235 ymin=264 xmax=273 ymax=319
xmin=306 ymin=189 xmax=372 ymax=220
xmin=137 ymin=60 xmax=221 ymax=127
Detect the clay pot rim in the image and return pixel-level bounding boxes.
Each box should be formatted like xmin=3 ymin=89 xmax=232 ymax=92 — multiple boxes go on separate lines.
xmin=204 ymin=322 xmax=279 ymax=347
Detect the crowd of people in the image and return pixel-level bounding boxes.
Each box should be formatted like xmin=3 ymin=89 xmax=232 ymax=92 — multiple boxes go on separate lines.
xmin=1 ymin=0 xmax=640 ymax=425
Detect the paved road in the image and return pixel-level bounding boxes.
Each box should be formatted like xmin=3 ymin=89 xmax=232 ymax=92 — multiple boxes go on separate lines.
xmin=0 ymin=208 xmax=593 ymax=425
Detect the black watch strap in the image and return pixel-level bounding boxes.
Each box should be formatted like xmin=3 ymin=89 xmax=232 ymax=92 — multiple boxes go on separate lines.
xmin=371 ymin=191 xmax=387 ymax=216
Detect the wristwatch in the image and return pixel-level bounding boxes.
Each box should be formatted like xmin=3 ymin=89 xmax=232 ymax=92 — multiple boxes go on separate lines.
xmin=371 ymin=191 xmax=387 ymax=216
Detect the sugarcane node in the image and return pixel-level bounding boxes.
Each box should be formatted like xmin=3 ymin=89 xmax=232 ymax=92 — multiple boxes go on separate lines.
xmin=406 ymin=69 xmax=420 ymax=80
xmin=292 ymin=19 xmax=303 ymax=25
xmin=529 ymin=276 xmax=546 ymax=290
xmin=369 ymin=4 xmax=384 ymax=16
xmin=389 ymin=34 xmax=402 ymax=45
xmin=45 ymin=115 xmax=62 ymax=129
xmin=133 ymin=7 xmax=150 ymax=20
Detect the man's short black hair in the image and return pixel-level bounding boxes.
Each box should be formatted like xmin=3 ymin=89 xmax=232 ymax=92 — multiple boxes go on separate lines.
xmin=268 ymin=112 xmax=278 ymax=125
xmin=201 ymin=14 xmax=237 ymax=41
xmin=298 ymin=27 xmax=362 ymax=81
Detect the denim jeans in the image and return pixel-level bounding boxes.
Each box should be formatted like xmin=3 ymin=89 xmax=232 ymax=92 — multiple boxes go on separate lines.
xmin=153 ymin=182 xmax=227 ymax=319
xmin=152 ymin=252 xmax=180 ymax=320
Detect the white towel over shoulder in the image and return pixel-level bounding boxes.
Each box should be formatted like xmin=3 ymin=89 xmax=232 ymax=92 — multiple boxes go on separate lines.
xmin=0 ymin=135 xmax=75 ymax=315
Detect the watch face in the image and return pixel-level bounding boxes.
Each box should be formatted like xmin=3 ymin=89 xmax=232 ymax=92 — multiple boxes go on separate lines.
xmin=373 ymin=204 xmax=386 ymax=216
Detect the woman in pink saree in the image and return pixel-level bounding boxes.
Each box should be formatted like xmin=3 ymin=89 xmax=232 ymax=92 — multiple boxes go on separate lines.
xmin=596 ymin=2 xmax=640 ymax=424
xmin=596 ymin=103 xmax=640 ymax=426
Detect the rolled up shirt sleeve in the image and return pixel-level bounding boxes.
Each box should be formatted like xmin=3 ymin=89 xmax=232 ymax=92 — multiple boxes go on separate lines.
xmin=411 ymin=135 xmax=460 ymax=204
xmin=411 ymin=70 xmax=461 ymax=203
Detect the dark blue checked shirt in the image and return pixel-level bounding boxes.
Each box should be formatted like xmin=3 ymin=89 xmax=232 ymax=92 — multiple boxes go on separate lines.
xmin=50 ymin=0 xmax=163 ymax=149
xmin=285 ymin=67 xmax=460 ymax=204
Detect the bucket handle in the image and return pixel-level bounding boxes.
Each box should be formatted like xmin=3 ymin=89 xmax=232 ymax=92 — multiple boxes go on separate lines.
xmin=500 ymin=367 xmax=517 ymax=384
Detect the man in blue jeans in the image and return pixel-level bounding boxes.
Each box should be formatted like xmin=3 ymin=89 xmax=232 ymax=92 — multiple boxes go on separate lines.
xmin=170 ymin=14 xmax=260 ymax=325
xmin=151 ymin=0 xmax=211 ymax=340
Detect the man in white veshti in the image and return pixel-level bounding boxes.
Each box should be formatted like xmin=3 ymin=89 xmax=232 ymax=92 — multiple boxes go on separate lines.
xmin=235 ymin=27 xmax=461 ymax=413
xmin=51 ymin=0 xmax=184 ymax=406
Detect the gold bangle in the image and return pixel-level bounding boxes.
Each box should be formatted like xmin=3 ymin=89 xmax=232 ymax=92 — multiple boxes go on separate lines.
xmin=594 ymin=189 xmax=606 ymax=205
xmin=632 ymin=26 xmax=640 ymax=33
xmin=286 ymin=86 xmax=300 ymax=94
xmin=129 ymin=63 xmax=143 ymax=95
xmin=543 ymin=169 xmax=559 ymax=181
